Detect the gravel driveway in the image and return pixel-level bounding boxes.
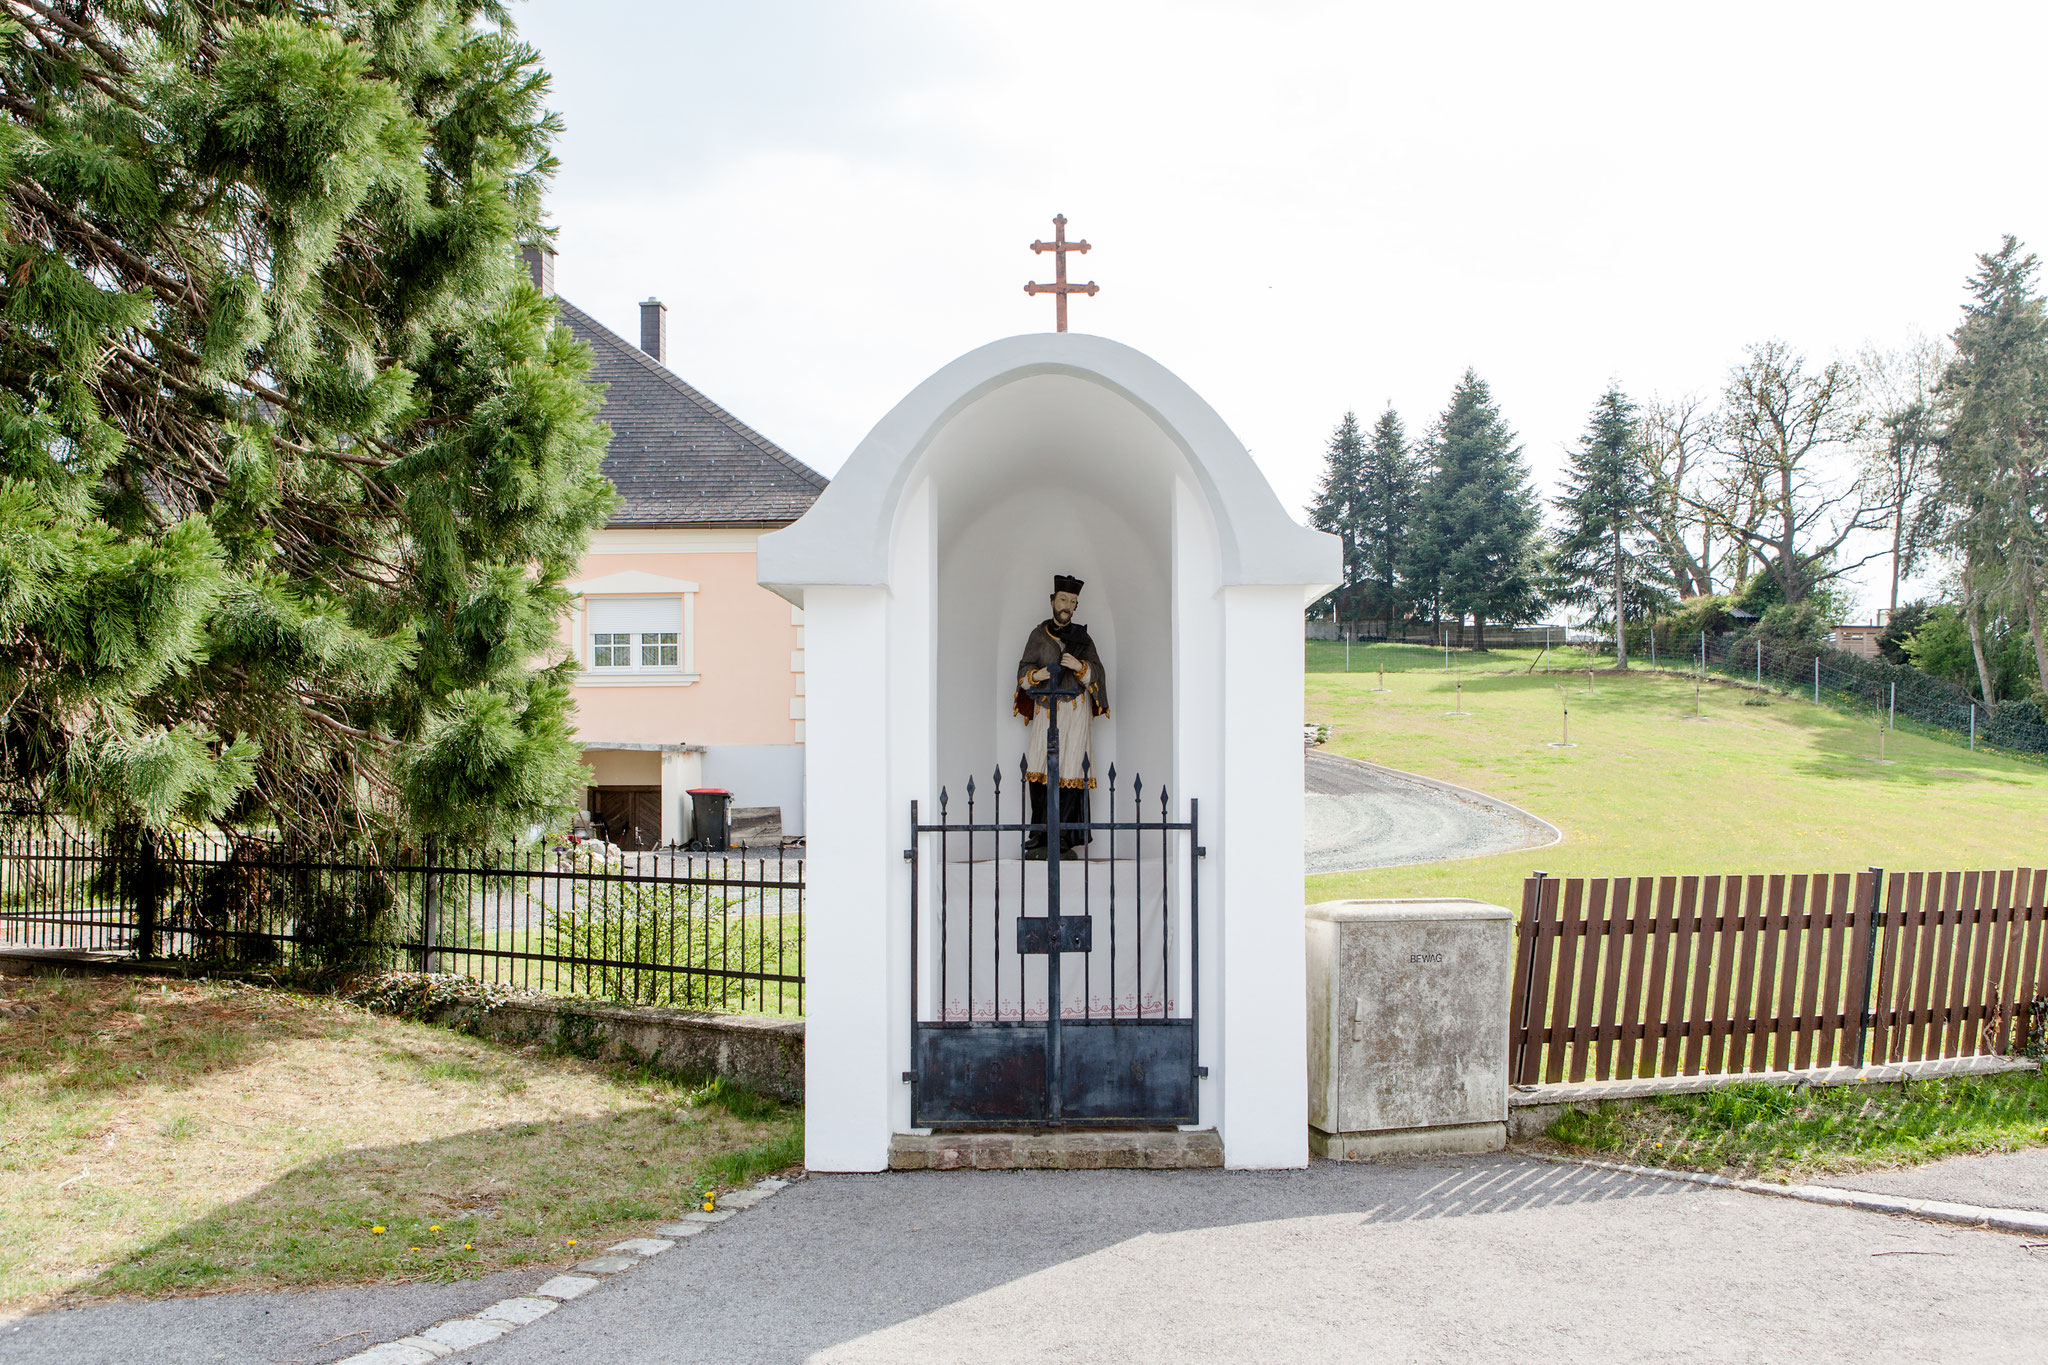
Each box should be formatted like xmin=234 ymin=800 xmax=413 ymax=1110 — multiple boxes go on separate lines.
xmin=1305 ymin=750 xmax=1557 ymax=876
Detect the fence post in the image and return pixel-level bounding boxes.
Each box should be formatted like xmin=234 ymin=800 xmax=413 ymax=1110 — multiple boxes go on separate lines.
xmin=133 ymin=829 xmax=161 ymax=962
xmin=1511 ymin=871 xmax=1551 ymax=1085
xmin=416 ymin=837 xmax=440 ymax=974
xmin=1969 ymin=702 xmax=1976 ymax=751
xmin=1889 ymin=682 xmax=1896 ymax=731
xmin=1813 ymin=656 xmax=1819 ymax=704
xmin=1853 ymin=866 xmax=1885 ymax=1069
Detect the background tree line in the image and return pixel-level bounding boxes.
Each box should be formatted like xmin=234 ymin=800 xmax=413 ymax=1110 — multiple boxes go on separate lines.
xmin=1310 ymin=235 xmax=2048 ymax=714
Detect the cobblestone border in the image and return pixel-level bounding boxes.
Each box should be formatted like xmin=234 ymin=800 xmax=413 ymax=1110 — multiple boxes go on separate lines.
xmin=332 ymin=1178 xmax=793 ymax=1365
xmin=1549 ymin=1156 xmax=2048 ymax=1237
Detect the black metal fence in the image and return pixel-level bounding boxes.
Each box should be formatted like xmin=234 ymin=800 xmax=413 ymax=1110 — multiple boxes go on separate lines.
xmin=0 ymin=827 xmax=804 ymax=1016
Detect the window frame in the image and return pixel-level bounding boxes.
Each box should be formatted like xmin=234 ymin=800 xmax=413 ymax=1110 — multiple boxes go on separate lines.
xmin=580 ymin=590 xmax=697 ymax=682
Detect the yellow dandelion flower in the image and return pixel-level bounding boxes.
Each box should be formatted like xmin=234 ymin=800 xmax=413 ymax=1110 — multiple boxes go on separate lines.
xmin=464 ymin=1243 xmax=474 ymax=1251
xmin=372 ymin=1225 xmax=385 ymax=1234
xmin=430 ymin=1224 xmax=441 ymax=1232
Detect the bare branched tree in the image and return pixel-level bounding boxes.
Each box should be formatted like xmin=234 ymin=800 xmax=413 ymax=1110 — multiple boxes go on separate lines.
xmin=1856 ymin=334 xmax=1949 ymax=612
xmin=1696 ymin=340 xmax=1886 ymax=605
xmin=1639 ymin=395 xmax=1716 ymax=596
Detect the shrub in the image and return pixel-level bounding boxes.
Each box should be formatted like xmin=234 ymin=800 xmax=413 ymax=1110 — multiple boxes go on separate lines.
xmin=541 ymin=851 xmax=800 ymax=1010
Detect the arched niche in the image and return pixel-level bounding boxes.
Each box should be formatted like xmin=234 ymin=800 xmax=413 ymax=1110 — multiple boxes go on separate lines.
xmin=923 ymin=372 xmax=1194 ymax=824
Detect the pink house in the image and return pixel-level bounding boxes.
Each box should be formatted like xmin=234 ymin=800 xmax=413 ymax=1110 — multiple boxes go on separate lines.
xmin=527 ymin=245 xmax=825 ymax=848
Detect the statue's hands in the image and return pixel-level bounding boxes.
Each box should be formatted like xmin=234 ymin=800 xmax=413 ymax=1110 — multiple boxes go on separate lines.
xmin=1027 ymin=667 xmax=1051 ymax=686
xmin=1059 ymin=652 xmax=1083 ymax=674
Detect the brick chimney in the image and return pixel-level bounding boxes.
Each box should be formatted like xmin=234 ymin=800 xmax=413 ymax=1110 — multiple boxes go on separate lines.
xmin=520 ymin=241 xmax=555 ymax=297
xmin=639 ymin=298 xmax=667 ymax=364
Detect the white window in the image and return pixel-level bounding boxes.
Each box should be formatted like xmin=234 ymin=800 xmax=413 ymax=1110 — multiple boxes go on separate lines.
xmin=587 ymin=596 xmax=687 ymax=675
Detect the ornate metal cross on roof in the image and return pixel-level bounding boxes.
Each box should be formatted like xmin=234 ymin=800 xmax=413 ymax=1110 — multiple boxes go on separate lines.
xmin=1024 ymin=214 xmax=1098 ymax=333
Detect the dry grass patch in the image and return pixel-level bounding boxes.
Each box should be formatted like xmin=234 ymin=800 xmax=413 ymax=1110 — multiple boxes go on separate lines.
xmin=0 ymin=973 xmax=797 ymax=1318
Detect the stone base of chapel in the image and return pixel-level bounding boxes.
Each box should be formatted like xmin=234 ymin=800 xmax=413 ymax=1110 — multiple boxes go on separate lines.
xmin=888 ymin=1128 xmax=1223 ymax=1171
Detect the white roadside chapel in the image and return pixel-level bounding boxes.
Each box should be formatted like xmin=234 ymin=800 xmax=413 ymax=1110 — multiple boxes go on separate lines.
xmin=758 ymin=332 xmax=1339 ymax=1170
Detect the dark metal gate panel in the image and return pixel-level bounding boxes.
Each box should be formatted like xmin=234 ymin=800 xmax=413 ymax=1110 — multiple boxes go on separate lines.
xmin=907 ymin=714 xmax=1203 ymax=1128
xmin=912 ymin=1024 xmax=1047 ymax=1126
xmin=1058 ymin=1020 xmax=1196 ymax=1123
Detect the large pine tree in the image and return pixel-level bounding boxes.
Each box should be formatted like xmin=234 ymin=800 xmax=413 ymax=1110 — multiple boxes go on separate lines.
xmin=1553 ymin=386 xmax=1668 ymax=667
xmin=1937 ymin=236 xmax=2048 ymax=699
xmin=1405 ymin=371 xmax=1541 ymax=648
xmin=0 ymin=0 xmax=615 ymax=847
xmin=1358 ymin=407 xmax=1417 ymax=636
xmin=1308 ymin=411 xmax=1368 ymax=626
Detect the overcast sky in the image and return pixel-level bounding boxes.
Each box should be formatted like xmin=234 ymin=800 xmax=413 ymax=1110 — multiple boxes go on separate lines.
xmin=517 ymin=0 xmax=2048 ymax=618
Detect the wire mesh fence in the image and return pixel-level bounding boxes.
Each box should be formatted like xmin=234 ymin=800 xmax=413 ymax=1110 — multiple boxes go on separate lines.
xmin=1516 ymin=628 xmax=2048 ymax=760
xmin=0 ymin=823 xmax=805 ymax=1017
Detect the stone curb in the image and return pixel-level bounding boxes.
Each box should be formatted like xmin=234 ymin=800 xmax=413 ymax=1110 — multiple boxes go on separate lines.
xmin=1549 ymin=1156 xmax=2048 ymax=1237
xmin=330 ymin=1178 xmax=792 ymax=1365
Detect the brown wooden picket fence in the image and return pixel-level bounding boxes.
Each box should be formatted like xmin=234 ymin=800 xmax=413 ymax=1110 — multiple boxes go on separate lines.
xmin=1509 ymin=867 xmax=2048 ymax=1086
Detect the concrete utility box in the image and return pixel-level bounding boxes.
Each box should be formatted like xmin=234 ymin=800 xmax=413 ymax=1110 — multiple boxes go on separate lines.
xmin=1306 ymin=899 xmax=1512 ymax=1159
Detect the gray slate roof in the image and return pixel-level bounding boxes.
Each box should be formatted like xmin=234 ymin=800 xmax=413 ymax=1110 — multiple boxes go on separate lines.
xmin=556 ymin=298 xmax=827 ymax=527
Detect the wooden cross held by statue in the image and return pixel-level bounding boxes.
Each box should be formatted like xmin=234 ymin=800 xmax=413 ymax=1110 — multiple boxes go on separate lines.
xmin=1025 ymin=214 xmax=1098 ymax=332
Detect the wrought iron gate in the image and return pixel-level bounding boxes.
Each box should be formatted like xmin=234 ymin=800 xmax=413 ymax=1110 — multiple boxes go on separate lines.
xmin=907 ymin=688 xmax=1202 ymax=1128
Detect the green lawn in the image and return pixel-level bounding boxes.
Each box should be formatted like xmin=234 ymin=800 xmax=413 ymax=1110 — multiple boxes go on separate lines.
xmin=1305 ymin=643 xmax=2048 ymax=912
xmin=1542 ymin=1071 xmax=2048 ymax=1179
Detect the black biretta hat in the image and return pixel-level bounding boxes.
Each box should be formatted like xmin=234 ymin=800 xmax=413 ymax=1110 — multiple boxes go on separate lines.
xmin=1052 ymin=574 xmax=1085 ymax=596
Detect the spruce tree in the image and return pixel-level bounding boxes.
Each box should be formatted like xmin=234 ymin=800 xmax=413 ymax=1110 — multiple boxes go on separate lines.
xmin=1358 ymin=407 xmax=1417 ymax=636
xmin=1308 ymin=411 xmax=1368 ymax=628
xmin=1553 ymin=386 xmax=1669 ymax=667
xmin=1937 ymin=236 xmax=2048 ymax=698
xmin=1407 ymin=371 xmax=1541 ymax=649
xmin=0 ymin=1 xmax=615 ymax=847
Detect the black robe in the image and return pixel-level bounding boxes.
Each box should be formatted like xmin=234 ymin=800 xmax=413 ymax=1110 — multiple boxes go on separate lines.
xmin=1012 ymin=619 xmax=1110 ymax=723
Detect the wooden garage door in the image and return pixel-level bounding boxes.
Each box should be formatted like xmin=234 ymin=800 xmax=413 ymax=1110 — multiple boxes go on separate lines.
xmin=589 ymin=786 xmax=663 ymax=851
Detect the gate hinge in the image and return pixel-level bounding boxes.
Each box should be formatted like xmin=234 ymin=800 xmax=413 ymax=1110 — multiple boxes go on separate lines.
xmin=901 ymin=1071 xmax=914 ymax=1083
xmin=903 ymin=848 xmax=913 ymax=861
xmin=1196 ymin=1066 xmax=1209 ymax=1078
xmin=1195 ymin=846 xmax=1207 ymax=858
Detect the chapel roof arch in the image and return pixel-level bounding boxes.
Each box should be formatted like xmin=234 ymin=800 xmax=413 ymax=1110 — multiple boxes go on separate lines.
xmin=757 ymin=333 xmax=1337 ymax=601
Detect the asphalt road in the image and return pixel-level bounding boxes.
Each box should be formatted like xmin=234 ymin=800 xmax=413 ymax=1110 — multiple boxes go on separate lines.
xmin=430 ymin=1156 xmax=2047 ymax=1365
xmin=1815 ymin=1146 xmax=2048 ymax=1215
xmin=1304 ymin=750 xmax=1556 ymax=876
xmin=18 ymin=1154 xmax=2041 ymax=1365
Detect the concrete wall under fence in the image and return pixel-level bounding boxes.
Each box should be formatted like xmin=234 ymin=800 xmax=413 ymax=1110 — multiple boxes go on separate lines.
xmin=424 ymin=995 xmax=804 ymax=1101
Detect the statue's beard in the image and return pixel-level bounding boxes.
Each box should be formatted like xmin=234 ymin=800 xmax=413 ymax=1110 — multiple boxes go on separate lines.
xmin=1053 ymin=608 xmax=1073 ymax=627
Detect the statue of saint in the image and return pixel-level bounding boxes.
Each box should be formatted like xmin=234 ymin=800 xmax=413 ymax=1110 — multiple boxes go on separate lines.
xmin=1013 ymin=574 xmax=1109 ymax=859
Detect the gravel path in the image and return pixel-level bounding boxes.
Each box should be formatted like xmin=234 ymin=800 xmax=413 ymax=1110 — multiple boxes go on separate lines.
xmin=1305 ymin=750 xmax=1557 ymax=876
